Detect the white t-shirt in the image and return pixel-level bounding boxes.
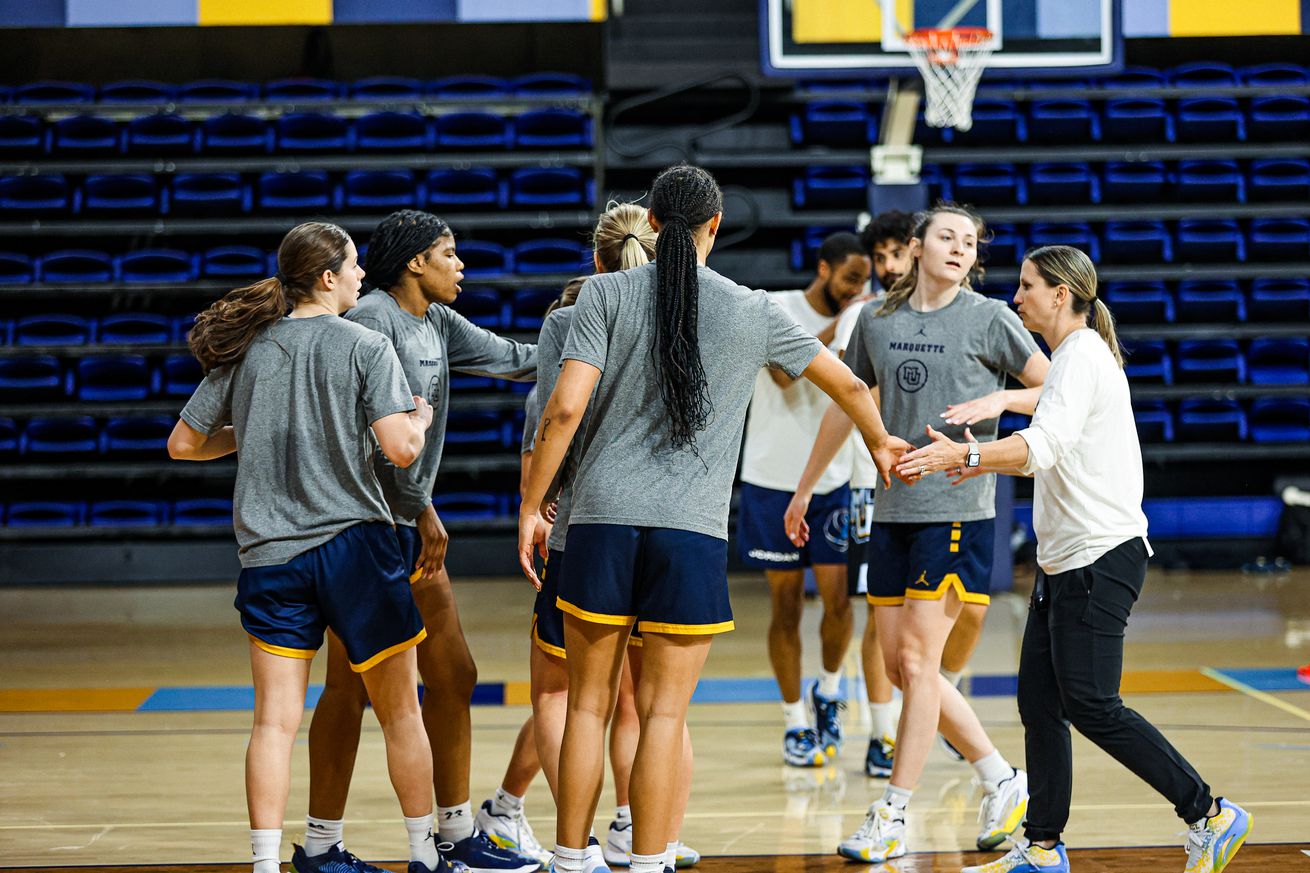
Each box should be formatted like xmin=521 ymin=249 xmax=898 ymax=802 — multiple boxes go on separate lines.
xmin=741 ymin=290 xmax=852 ymax=495
xmin=835 ymin=298 xmax=880 ymax=489
xmin=1017 ymin=329 xmax=1153 ymax=575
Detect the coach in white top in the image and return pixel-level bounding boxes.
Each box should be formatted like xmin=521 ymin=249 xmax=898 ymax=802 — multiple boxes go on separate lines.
xmin=897 ymin=245 xmax=1248 ymax=873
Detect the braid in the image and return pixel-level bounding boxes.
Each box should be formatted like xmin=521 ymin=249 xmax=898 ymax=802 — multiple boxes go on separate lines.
xmin=363 ymin=209 xmax=450 ymax=292
xmin=649 ymin=165 xmax=722 ymax=453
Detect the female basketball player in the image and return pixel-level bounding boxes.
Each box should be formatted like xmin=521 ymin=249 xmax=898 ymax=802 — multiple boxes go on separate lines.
xmin=518 ymin=165 xmax=908 ymax=873
xmin=167 ymin=222 xmax=450 ymax=873
xmin=898 ymin=245 xmax=1251 ymax=873
xmin=784 ymin=204 xmax=1049 ymax=864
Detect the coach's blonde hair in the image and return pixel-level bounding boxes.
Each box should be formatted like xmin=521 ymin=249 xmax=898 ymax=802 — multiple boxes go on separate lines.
xmin=1025 ymin=245 xmax=1123 ymax=368
xmin=593 ymin=200 xmax=657 ymax=273
xmin=877 ymin=203 xmax=987 ymax=317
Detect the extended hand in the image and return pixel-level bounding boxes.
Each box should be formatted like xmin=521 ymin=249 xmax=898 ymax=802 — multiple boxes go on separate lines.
xmin=783 ymin=492 xmax=811 ymax=547
xmin=870 ymin=434 xmax=913 ymax=488
xmin=517 ymin=509 xmax=549 ymax=590
xmin=941 ymin=391 xmax=1005 ymax=426
xmin=414 ymin=506 xmax=448 ymax=584
xmin=895 ymin=426 xmax=971 ymax=484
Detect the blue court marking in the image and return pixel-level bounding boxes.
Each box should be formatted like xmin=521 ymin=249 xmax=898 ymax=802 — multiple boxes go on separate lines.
xmin=1211 ymin=669 xmax=1309 ymax=693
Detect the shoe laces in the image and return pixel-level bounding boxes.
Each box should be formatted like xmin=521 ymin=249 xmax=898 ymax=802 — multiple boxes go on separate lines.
xmin=511 ymin=808 xmax=545 ymax=855
xmin=854 ymin=802 xmax=902 ymax=842
xmin=976 ymin=772 xmax=1014 ymax=828
xmin=1184 ymin=822 xmax=1214 ymax=862
xmin=790 ymin=726 xmax=821 ymax=748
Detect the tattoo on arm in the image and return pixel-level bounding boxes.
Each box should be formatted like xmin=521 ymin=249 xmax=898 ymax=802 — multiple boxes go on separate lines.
xmin=540 ymin=417 xmax=551 ymax=442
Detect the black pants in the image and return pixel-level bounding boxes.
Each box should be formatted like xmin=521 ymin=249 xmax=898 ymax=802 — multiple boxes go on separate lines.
xmin=1018 ymin=537 xmax=1214 ymax=843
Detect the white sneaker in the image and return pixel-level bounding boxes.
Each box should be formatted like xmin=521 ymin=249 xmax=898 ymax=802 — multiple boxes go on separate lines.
xmin=976 ymin=769 xmax=1029 ymax=851
xmin=601 ymin=819 xmax=631 ymax=867
xmin=475 ymin=799 xmax=552 ymax=867
xmin=584 ymin=837 xmax=610 ymax=873
xmin=670 ymin=841 xmax=700 ymax=868
xmin=836 ymin=800 xmax=907 ymax=863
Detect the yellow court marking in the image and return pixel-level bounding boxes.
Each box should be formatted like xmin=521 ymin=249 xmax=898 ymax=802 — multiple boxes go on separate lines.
xmin=0 ymin=688 xmax=153 ymax=712
xmin=503 ymin=680 xmax=532 ymax=706
xmin=1200 ymin=667 xmax=1310 ymax=723
xmin=1120 ymin=669 xmax=1229 ymax=694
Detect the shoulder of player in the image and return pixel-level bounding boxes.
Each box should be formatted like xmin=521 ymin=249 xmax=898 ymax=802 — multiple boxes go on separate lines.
xmin=542 ymin=305 xmax=575 ymax=334
xmin=964 ymin=289 xmax=1017 ymax=321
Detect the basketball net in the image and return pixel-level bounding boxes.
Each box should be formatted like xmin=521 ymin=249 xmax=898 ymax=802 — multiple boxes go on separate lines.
xmin=904 ymin=27 xmax=994 ymax=131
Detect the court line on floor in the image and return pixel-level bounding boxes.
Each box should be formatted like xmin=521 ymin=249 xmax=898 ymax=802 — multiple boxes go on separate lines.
xmin=1200 ymin=667 xmax=1310 ymax=723
xmin=6 ymin=800 xmax=1310 ymax=831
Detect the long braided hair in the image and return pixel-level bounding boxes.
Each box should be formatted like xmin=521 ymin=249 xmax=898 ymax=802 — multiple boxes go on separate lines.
xmin=363 ymin=209 xmax=451 ymax=292
xmin=649 ymin=164 xmax=722 ymax=453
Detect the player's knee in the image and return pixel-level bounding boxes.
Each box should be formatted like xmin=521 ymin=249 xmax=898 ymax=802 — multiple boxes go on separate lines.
xmin=321 ymin=673 xmax=370 ymax=713
xmin=896 ymin=648 xmax=932 ymax=687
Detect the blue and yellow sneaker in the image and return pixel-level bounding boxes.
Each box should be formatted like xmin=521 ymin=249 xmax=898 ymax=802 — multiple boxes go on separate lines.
xmin=406 ymin=842 xmax=471 ymax=873
xmin=1185 ymin=798 xmax=1252 ymax=873
xmin=783 ymin=726 xmax=826 ymax=767
xmin=976 ymin=768 xmax=1029 ymax=851
xmin=836 ymin=800 xmax=906 ymax=863
xmin=444 ymin=832 xmax=541 ymax=873
xmin=962 ymin=841 xmax=1069 ymax=872
xmin=865 ymin=734 xmax=894 ymax=778
xmin=809 ymin=681 xmax=846 ymax=758
xmin=475 ymin=799 xmax=551 ymax=867
xmin=293 ymin=844 xmax=375 ymax=873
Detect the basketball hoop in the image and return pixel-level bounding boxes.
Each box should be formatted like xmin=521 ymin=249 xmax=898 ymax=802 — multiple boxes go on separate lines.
xmin=904 ymin=26 xmax=994 ymax=131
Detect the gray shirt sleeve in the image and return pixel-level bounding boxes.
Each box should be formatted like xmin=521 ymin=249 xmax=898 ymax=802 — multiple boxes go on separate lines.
xmin=843 ymin=305 xmax=877 ymax=386
xmin=179 ymin=366 xmax=234 ymax=435
xmin=522 ymin=387 xmax=540 ymax=453
xmin=357 ymin=333 xmax=417 ymax=425
xmin=982 ymin=305 xmax=1041 ymax=377
xmin=443 ymin=308 xmax=538 ymax=380
xmin=561 ymin=278 xmax=609 ymax=372
xmin=764 ymin=295 xmax=824 ymax=378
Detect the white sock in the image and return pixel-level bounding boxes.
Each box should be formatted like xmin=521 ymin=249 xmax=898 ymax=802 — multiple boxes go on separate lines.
xmin=438 ymin=801 xmax=474 ymax=843
xmin=818 ymin=668 xmax=842 ymax=698
xmin=630 ymin=850 xmax=665 ymax=873
xmin=614 ymin=804 xmax=632 ymax=825
xmin=883 ymin=784 xmax=912 ymax=811
xmin=404 ymin=814 xmax=440 ymax=868
xmin=303 ymin=816 xmax=343 ymax=857
xmin=781 ymin=699 xmax=809 ymax=730
xmin=972 ymin=749 xmax=1014 ymax=787
xmin=869 ymin=701 xmax=897 ymax=740
xmin=663 ymin=840 xmax=678 ymax=869
xmin=553 ymin=843 xmax=587 ymax=873
xmin=941 ymin=667 xmax=963 ymax=688
xmin=492 ymin=787 xmax=524 ymax=816
xmin=251 ymin=828 xmax=281 ymax=873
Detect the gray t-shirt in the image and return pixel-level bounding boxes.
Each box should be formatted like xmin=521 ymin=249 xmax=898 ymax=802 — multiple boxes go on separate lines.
xmin=536 ymin=307 xmax=595 ymax=551
xmin=346 ymin=291 xmax=536 ymax=524
xmin=845 ymin=290 xmax=1039 ymax=523
xmin=562 ymin=262 xmax=824 ymax=540
xmin=521 ymin=385 xmax=539 ymax=455
xmin=180 ymin=316 xmax=414 ymax=568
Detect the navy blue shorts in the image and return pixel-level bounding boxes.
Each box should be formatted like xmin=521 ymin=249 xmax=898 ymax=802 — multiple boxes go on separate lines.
xmin=866 ymin=519 xmax=995 ymax=607
xmin=738 ymin=482 xmax=850 ymax=570
xmin=847 ymin=487 xmax=875 ymax=596
xmin=533 ymin=548 xmax=643 ymax=658
xmin=395 ymin=523 xmax=423 ymax=583
xmin=235 ymin=522 xmax=426 ymax=672
xmin=558 ymin=524 xmax=734 ymax=636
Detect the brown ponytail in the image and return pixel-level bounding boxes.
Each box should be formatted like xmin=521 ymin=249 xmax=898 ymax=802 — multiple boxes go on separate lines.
xmin=188 ymin=221 xmax=353 ymax=373
xmin=877 ymin=202 xmax=988 ymax=317
xmin=1024 ymin=244 xmax=1124 ymax=368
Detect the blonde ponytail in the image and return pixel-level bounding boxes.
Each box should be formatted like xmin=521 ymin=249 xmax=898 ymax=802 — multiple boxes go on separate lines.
xmin=593 ymin=200 xmax=657 ymax=273
xmin=1091 ymin=297 xmax=1124 ymax=367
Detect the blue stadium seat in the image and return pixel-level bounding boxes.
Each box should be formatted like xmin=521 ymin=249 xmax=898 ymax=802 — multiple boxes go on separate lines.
xmin=39 ymin=250 xmax=115 ymax=283
xmin=100 ymin=416 xmax=174 ymax=455
xmin=342 ymin=170 xmax=420 ymax=210
xmin=162 ymin=354 xmax=204 ymax=395
xmin=21 ymin=416 xmax=99 ymax=457
xmin=90 ymin=500 xmax=167 ymax=526
xmin=1103 ymin=281 xmax=1173 ymax=324
xmin=1176 ymin=339 xmax=1245 ymax=384
xmin=1250 ymin=278 xmax=1310 ymax=321
xmin=514 ymin=108 xmax=593 ymax=149
xmin=177 ymin=79 xmax=258 ymax=102
xmin=1177 ymin=398 xmax=1247 ymax=442
xmin=511 ymin=287 xmax=561 ymax=330
xmin=6 ymin=502 xmax=85 ymax=527
xmin=100 ymin=313 xmax=172 ymax=345
xmin=275 ymin=112 xmax=352 ymax=152
xmin=350 ymin=76 xmax=424 ymax=99
xmin=173 ymin=498 xmax=233 ymax=526
xmin=100 ymin=80 xmax=173 ymax=102
xmin=1239 ymin=62 xmax=1308 ymax=86
xmin=432 ymin=492 xmax=503 ymax=521
xmin=456 ymin=241 xmax=512 ymax=276
xmin=202 ymin=245 xmax=266 ymax=277
xmin=1029 ymin=222 xmax=1099 ymax=261
xmin=264 ymin=78 xmax=340 ymax=101
xmin=1122 ymin=339 xmax=1172 ymax=384
xmin=1133 ymin=401 xmax=1174 ymax=443
xmin=15 ymin=80 xmax=94 ymax=103
xmin=1176 ymin=280 xmax=1245 ymax=323
xmin=171 ymin=173 xmax=251 ymax=216
xmin=1249 ymin=95 xmax=1310 ymax=142
xmin=427 ymin=168 xmax=505 ymax=209
xmin=951 ymin=163 xmax=1026 ymax=206
xmin=1176 ymin=97 xmax=1245 ymax=142
xmin=76 ymin=355 xmax=157 ymax=401
xmin=50 ymin=114 xmax=120 ymax=155
xmin=1028 ymin=163 xmax=1100 ymax=205
xmin=125 ymin=113 xmax=194 ymax=155
xmin=445 ymin=410 xmax=510 ymax=451
xmin=172 ymin=315 xmax=195 ymax=343
xmin=919 ymin=165 xmax=952 ymax=201
xmin=355 ymin=112 xmax=431 ymax=152
xmin=1249 ymin=397 xmax=1310 ymax=443
xmin=82 ymin=174 xmax=161 ymax=215
xmin=435 ymin=112 xmax=511 ymax=149
xmin=430 ymin=75 xmax=509 ymax=98
xmin=1249 ymin=218 xmax=1310 ymax=261
xmin=450 ymin=288 xmax=509 ymax=330
xmin=790 ymin=101 xmax=876 ymax=146
xmin=0 ymin=174 xmax=71 ymax=215
xmin=1028 ymin=99 xmax=1099 ymax=143
xmin=509 ymin=167 xmax=590 ymax=208
xmin=982 ymin=223 xmax=1024 ymax=267
xmin=0 ymin=115 xmax=46 ymax=156
xmin=0 ymin=252 xmax=36 ymax=284
xmin=119 ymin=249 xmax=196 ymax=283
xmin=1168 ymin=61 xmax=1238 ymax=87
xmin=1177 ymin=219 xmax=1244 ymax=262
xmin=514 ymin=239 xmax=589 ymax=274
xmin=793 ymin=166 xmax=871 ymax=209
xmin=256 ymin=171 xmax=339 ymax=212
xmin=1113 ymin=66 xmax=1168 ymax=87
xmin=511 ymin=72 xmax=590 ymax=96
xmin=1176 ymin=160 xmax=1245 ymax=202
xmin=950 ymin=99 xmax=1025 ymax=144
xmin=1249 ymin=158 xmax=1310 ymax=202
xmin=0 ymin=355 xmax=70 ymax=399
xmin=0 ymin=417 xmax=17 ymax=456
xmin=14 ymin=314 xmax=94 ymax=346
xmin=789 ymin=226 xmax=848 ymax=271
xmin=449 ymin=372 xmax=496 ymax=392
xmin=1102 ymin=98 xmax=1173 ymax=143
xmin=1103 ymin=161 xmax=1168 ymax=203
xmin=1247 ymin=338 xmax=1309 ymax=385
xmin=200 ymin=113 xmax=271 ymax=154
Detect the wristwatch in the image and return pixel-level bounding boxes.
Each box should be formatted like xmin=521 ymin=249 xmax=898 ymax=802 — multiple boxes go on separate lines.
xmin=965 ymin=441 xmax=981 ymax=468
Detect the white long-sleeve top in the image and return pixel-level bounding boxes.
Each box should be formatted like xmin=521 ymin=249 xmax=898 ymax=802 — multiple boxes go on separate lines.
xmin=1016 ymin=328 xmax=1152 ymax=575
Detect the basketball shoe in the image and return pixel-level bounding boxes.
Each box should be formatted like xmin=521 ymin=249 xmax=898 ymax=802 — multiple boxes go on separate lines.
xmin=475 ymin=799 xmax=551 ymax=867
xmin=1184 ymin=798 xmax=1252 ymax=873
xmin=809 ymin=680 xmax=845 ymax=758
xmin=602 ymin=823 xmax=699 ymax=869
xmin=545 ymin=836 xmax=610 ymax=873
xmin=293 ymin=843 xmax=388 ymax=873
xmin=443 ymin=831 xmax=542 ymax=872
xmin=836 ymin=800 xmax=907 ymax=863
xmin=962 ymin=840 xmax=1069 ymax=873
xmin=783 ymin=726 xmax=826 ymax=767
xmin=865 ymin=734 xmax=894 ymax=778
xmin=976 ymin=768 xmax=1029 ymax=850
